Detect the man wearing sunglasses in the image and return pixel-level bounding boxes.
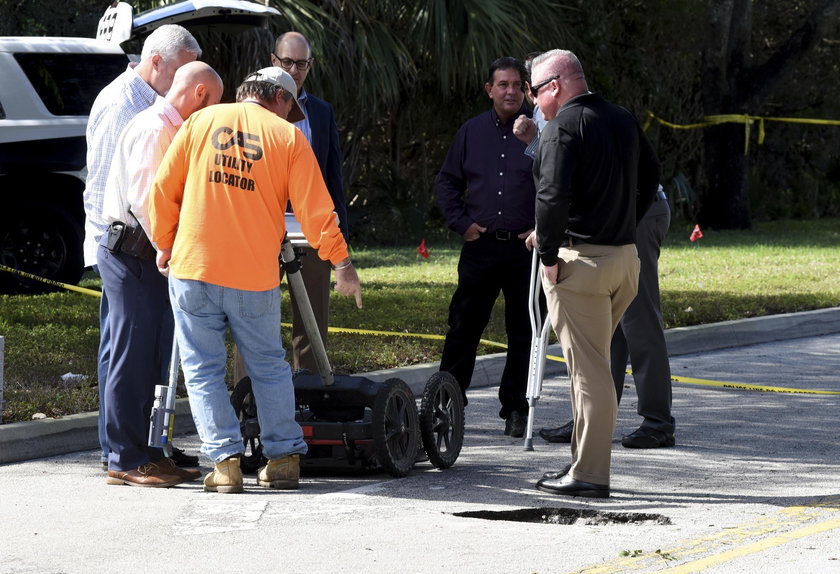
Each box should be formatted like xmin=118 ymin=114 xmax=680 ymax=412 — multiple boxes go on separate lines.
xmin=436 ymin=57 xmax=536 ymax=438
xmin=268 ymin=31 xmax=349 ymax=375
xmin=529 ymin=50 xmax=660 ymax=498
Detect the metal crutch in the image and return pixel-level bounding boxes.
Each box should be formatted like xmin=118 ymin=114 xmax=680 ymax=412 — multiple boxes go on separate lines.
xmin=524 ymin=247 xmax=552 ymax=451
xmin=148 ymin=335 xmax=180 ymax=457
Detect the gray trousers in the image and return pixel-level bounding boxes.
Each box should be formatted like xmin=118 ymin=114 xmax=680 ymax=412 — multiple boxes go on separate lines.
xmin=610 ymin=195 xmax=675 ymax=434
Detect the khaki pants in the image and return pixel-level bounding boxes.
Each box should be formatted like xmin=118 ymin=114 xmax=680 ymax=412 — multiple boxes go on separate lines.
xmin=541 ymin=243 xmax=639 ymax=486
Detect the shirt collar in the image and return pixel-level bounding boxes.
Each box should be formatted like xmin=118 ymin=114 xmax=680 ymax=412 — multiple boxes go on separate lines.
xmin=490 ymin=103 xmax=531 ymax=127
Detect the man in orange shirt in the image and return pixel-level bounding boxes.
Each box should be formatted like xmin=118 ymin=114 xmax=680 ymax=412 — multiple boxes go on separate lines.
xmin=149 ymin=67 xmax=362 ymax=494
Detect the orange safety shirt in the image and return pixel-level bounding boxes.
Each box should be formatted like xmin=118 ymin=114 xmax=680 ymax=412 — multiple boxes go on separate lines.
xmin=149 ymin=102 xmax=348 ymax=291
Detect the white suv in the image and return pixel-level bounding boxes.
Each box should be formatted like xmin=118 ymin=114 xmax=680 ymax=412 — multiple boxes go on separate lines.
xmin=0 ymin=1 xmax=279 ymax=293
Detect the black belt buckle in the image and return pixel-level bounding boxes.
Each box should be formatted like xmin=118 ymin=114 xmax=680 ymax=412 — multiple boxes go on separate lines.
xmin=494 ymin=229 xmax=513 ymax=241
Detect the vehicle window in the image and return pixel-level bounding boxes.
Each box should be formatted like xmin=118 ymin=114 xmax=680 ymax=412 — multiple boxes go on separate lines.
xmin=14 ymin=52 xmax=128 ymax=116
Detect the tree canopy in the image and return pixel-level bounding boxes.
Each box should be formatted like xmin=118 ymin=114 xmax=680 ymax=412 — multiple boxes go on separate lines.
xmin=5 ymin=0 xmax=840 ymax=239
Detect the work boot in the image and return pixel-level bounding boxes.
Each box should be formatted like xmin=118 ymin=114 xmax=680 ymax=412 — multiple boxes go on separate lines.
xmin=256 ymin=455 xmax=300 ymax=490
xmin=204 ymin=455 xmax=244 ymax=494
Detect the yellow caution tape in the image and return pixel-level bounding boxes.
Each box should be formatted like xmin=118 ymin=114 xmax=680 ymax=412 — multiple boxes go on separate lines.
xmin=645 ymin=111 xmax=840 ymax=155
xmin=319 ymin=325 xmax=840 ymax=396
xmin=0 ymin=264 xmax=102 ymax=298
xmin=4 ymin=263 xmax=836 ymax=396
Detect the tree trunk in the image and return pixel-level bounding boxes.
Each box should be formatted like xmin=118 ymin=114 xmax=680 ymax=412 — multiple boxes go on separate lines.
xmin=701 ymin=124 xmax=751 ymax=229
xmin=699 ymin=0 xmax=752 ymax=230
xmin=700 ymin=0 xmax=840 ymax=229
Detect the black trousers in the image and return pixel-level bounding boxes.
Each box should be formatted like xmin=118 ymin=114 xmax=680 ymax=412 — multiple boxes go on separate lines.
xmin=440 ymin=234 xmax=532 ymax=419
xmin=610 ymin=196 xmax=675 ymax=434
xmin=98 ymin=244 xmax=173 ymax=471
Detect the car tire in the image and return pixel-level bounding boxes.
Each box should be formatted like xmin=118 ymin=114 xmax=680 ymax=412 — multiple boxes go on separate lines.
xmin=0 ymin=204 xmax=84 ymax=294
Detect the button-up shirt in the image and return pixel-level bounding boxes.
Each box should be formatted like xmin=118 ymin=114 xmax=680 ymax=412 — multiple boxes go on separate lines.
xmin=437 ymin=106 xmax=536 ymax=236
xmin=102 ymin=96 xmax=184 ymax=238
xmin=83 ymin=64 xmax=158 ymax=266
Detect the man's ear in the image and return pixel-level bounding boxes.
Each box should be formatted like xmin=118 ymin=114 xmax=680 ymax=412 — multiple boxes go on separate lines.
xmin=484 ymin=82 xmax=493 ymax=98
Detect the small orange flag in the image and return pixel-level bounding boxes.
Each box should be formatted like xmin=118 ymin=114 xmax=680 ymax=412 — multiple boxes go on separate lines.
xmin=689 ymin=224 xmax=703 ymax=242
xmin=417 ymin=239 xmax=430 ymax=259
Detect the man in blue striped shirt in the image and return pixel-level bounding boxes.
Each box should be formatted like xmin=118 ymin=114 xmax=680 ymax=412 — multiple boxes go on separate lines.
xmin=83 ymin=24 xmax=201 ymax=471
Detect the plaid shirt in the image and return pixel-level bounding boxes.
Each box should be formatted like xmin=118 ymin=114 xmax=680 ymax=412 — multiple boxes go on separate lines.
xmin=82 ymin=65 xmax=157 ymax=266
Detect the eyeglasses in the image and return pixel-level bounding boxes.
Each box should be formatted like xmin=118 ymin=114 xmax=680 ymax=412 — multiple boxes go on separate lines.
xmin=529 ymin=75 xmax=560 ymax=98
xmin=272 ymin=54 xmax=313 ymax=71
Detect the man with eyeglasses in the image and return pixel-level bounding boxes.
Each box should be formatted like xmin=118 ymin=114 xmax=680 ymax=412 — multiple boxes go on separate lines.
xmin=268 ymin=31 xmax=349 ymax=375
xmin=436 ymin=56 xmax=536 ymax=438
xmin=528 ymin=49 xmax=660 ymax=498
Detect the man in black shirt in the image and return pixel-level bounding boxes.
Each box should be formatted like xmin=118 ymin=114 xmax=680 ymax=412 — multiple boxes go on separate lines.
xmin=436 ymin=56 xmax=535 ymax=437
xmin=529 ymin=49 xmax=660 ymax=497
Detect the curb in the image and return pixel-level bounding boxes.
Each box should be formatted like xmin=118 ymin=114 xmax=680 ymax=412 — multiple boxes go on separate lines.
xmin=2 ymin=307 xmax=839 ymax=465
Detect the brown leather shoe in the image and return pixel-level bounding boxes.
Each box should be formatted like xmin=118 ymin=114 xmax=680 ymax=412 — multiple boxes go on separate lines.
xmin=156 ymin=457 xmax=202 ymax=482
xmin=105 ymin=462 xmax=184 ymax=488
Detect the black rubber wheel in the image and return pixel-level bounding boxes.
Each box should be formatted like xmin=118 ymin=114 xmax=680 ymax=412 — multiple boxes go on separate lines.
xmin=230 ymin=376 xmax=267 ymax=474
xmin=371 ymin=378 xmax=420 ymax=478
xmin=0 ymin=205 xmax=83 ymax=294
xmin=419 ymin=371 xmax=464 ymax=469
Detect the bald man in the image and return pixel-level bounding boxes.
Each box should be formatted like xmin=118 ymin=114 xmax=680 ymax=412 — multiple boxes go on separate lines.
xmin=99 ymin=62 xmax=224 ymax=488
xmin=270 ymin=31 xmax=349 ymax=373
xmin=84 ymin=25 xmax=202 ymax=470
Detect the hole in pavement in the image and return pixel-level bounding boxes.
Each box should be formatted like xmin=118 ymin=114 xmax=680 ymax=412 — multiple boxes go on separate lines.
xmin=454 ymin=507 xmax=672 ymax=525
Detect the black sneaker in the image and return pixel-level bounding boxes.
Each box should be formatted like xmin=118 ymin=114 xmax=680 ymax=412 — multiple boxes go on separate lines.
xmin=538 ymin=420 xmax=573 ymax=443
xmin=171 ymin=446 xmax=200 ymax=467
xmin=504 ymin=411 xmax=527 ymax=438
xmin=621 ymin=426 xmax=675 ymax=448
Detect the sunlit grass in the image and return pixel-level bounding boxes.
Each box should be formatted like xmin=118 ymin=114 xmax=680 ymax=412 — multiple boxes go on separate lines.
xmin=1 ymin=218 xmax=838 ymax=422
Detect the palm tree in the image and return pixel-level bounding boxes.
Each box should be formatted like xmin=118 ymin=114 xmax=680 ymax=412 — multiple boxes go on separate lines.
xmin=131 ymin=0 xmax=572 ymax=240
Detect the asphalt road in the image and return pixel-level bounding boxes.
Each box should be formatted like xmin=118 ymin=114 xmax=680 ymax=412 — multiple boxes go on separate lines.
xmin=1 ymin=310 xmax=839 ymax=573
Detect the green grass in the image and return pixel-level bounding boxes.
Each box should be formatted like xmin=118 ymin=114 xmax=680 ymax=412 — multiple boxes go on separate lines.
xmin=1 ymin=218 xmax=838 ymax=423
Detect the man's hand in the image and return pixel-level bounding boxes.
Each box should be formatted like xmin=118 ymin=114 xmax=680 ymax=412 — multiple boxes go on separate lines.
xmin=542 ymin=262 xmax=559 ymax=284
xmin=521 ymin=229 xmax=536 ymax=250
xmin=334 ymin=259 xmax=363 ymax=308
xmin=156 ymin=248 xmax=172 ymax=277
xmin=463 ymin=222 xmax=487 ymax=242
xmin=513 ymin=114 xmax=537 ymax=145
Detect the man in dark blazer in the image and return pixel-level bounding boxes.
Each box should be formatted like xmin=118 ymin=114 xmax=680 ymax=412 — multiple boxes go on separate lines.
xmin=271 ymin=31 xmax=349 ymax=372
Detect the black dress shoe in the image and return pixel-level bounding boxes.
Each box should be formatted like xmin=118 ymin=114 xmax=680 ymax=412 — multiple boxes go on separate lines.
xmin=541 ymin=463 xmax=572 ymax=481
xmin=171 ymin=446 xmax=200 ymax=467
xmin=538 ymin=420 xmax=573 ymax=443
xmin=621 ymin=426 xmax=675 ymax=449
xmin=536 ymin=474 xmax=609 ymax=498
xmin=504 ymin=411 xmax=527 ymax=438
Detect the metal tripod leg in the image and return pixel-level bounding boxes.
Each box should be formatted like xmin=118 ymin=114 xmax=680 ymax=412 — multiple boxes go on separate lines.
xmin=148 ymin=335 xmax=179 ymax=457
xmin=280 ymin=237 xmax=334 ymax=386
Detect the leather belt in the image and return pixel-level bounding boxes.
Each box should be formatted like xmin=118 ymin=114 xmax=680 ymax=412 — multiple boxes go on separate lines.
xmin=490 ymin=229 xmax=527 ymax=241
xmin=560 ymin=235 xmax=589 ymax=248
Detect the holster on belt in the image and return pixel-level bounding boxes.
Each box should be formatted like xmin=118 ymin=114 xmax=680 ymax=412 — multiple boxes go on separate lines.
xmin=104 ymin=220 xmax=156 ymax=260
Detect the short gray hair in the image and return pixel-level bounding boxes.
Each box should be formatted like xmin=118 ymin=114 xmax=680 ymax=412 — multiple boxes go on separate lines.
xmin=141 ymin=24 xmax=201 ymax=62
xmin=532 ymin=49 xmax=584 ymax=80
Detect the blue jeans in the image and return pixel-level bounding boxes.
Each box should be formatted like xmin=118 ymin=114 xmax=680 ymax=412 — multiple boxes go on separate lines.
xmin=168 ymin=277 xmax=307 ymax=463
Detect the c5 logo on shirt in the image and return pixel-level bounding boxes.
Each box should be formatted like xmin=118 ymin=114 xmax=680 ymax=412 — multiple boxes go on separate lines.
xmin=209 ymin=126 xmax=260 ymax=191
xmin=212 ymin=126 xmax=263 ymax=161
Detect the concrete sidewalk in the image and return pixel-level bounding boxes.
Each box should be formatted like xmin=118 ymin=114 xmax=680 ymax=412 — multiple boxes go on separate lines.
xmin=2 ymin=306 xmax=839 ymax=464
xmin=0 ymin=309 xmax=838 ymax=573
